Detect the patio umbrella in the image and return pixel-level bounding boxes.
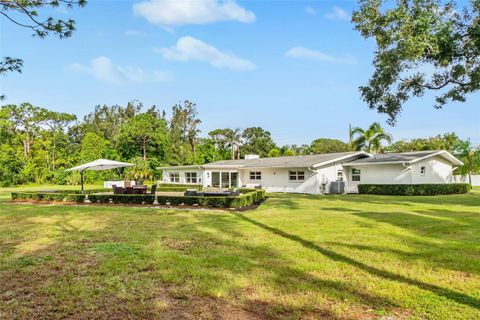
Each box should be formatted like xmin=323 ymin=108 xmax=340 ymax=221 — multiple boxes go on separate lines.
xmin=65 ymin=159 xmax=135 ymax=192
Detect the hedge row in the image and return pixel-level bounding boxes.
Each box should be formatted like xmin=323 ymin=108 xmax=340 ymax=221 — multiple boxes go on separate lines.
xmin=358 ymin=183 xmax=471 ymax=196
xmin=157 ymin=189 xmax=265 ymax=208
xmin=157 ymin=183 xmax=202 ymax=192
xmin=11 ymin=192 xmax=86 ymax=202
xmin=11 ymin=189 xmax=266 ymax=208
xmin=88 ymin=194 xmax=155 ymax=204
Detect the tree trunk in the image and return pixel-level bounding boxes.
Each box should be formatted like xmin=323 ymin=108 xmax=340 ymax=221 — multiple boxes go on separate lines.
xmin=142 ymin=139 xmax=147 ymax=160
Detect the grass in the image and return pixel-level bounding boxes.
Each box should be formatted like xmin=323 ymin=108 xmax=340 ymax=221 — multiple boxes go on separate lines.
xmin=1 ymin=186 xmax=480 ymax=319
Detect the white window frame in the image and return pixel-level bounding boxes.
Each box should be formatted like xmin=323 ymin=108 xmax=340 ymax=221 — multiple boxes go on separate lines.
xmin=420 ymin=166 xmax=426 ymax=176
xmin=289 ymin=170 xmax=305 ymax=182
xmin=185 ymin=172 xmax=198 ymax=184
xmin=250 ymin=171 xmax=261 ymax=181
xmin=337 ymin=169 xmax=344 ymax=181
xmin=170 ymin=172 xmax=180 ymax=183
xmin=351 ymin=168 xmax=361 ymax=182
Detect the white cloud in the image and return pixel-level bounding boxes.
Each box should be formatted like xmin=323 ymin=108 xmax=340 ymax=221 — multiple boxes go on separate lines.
xmin=285 ymin=46 xmax=357 ymax=64
xmin=125 ymin=29 xmax=147 ymax=37
xmin=156 ymin=36 xmax=255 ymax=71
xmin=133 ymin=0 xmax=255 ymax=26
xmin=325 ymin=6 xmax=350 ymax=21
xmin=68 ymin=56 xmax=172 ymax=84
xmin=304 ymin=6 xmax=316 ymax=16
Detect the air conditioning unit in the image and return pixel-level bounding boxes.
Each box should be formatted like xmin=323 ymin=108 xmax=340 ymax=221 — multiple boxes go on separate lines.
xmin=329 ymin=181 xmax=345 ymax=194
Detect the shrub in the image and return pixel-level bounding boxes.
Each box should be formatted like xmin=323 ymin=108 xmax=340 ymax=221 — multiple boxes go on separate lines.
xmin=157 ymin=189 xmax=265 ymax=208
xmin=358 ymin=183 xmax=471 ymax=196
xmin=87 ymin=194 xmax=112 ymax=203
xmin=110 ymin=195 xmax=155 ymax=205
xmin=11 ymin=192 xmax=86 ymax=203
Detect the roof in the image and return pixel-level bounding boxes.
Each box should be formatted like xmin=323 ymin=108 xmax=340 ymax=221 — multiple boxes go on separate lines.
xmin=158 ymin=152 xmax=369 ymax=170
xmin=343 ymin=150 xmax=463 ymax=166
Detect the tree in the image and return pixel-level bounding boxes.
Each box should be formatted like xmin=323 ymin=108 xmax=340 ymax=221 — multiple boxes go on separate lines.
xmin=453 ymin=140 xmax=480 ymax=184
xmin=387 ymin=133 xmax=461 ymax=152
xmin=74 ymin=101 xmax=142 ymax=143
xmin=241 ymin=127 xmax=276 ymax=157
xmin=268 ymin=148 xmax=281 ymax=157
xmin=308 ymin=138 xmax=349 ymax=154
xmin=168 ymin=100 xmax=201 ymax=165
xmin=0 ymin=0 xmax=86 ymax=98
xmin=351 ymin=122 xmax=392 ymax=153
xmin=116 ymin=113 xmax=167 ymax=161
xmin=353 ymin=0 xmax=480 ymax=124
xmin=208 ymin=128 xmax=242 ymax=160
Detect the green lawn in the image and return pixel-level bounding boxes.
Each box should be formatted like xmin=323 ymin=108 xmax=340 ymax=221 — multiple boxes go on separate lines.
xmin=1 ymin=186 xmax=480 ymax=319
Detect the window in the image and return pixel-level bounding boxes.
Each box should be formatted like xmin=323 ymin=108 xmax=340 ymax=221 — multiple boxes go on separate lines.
xmin=351 ymin=168 xmax=361 ymax=182
xmin=420 ymin=166 xmax=426 ymax=176
xmin=170 ymin=172 xmax=179 ymax=183
xmin=337 ymin=170 xmax=344 ymax=181
xmin=185 ymin=172 xmax=197 ymax=183
xmin=289 ymin=170 xmax=305 ymax=181
xmin=250 ymin=171 xmax=261 ymax=181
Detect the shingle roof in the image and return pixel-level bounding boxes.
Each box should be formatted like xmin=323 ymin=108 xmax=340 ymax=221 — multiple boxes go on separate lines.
xmin=203 ymin=152 xmax=367 ymax=168
xmin=344 ymin=150 xmax=463 ymax=165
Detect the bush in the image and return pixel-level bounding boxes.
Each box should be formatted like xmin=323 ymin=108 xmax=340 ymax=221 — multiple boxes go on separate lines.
xmin=11 ymin=192 xmax=85 ymax=203
xmin=358 ymin=183 xmax=471 ymax=196
xmin=110 ymin=195 xmax=155 ymax=205
xmin=157 ymin=189 xmax=265 ymax=208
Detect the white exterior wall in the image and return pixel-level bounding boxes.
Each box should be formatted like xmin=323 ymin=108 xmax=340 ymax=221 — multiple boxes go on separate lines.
xmin=343 ymin=155 xmax=455 ymax=193
xmin=162 ymin=169 xmax=203 ymax=185
xmin=238 ymin=167 xmax=320 ymax=194
xmin=411 ymin=156 xmax=454 ymax=183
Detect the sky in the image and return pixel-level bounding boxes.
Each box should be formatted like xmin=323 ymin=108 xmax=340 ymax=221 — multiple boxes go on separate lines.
xmin=1 ymin=0 xmax=479 ymax=146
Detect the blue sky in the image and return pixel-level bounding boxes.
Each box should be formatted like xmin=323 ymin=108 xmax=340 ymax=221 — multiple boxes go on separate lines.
xmin=2 ymin=0 xmax=479 ymax=146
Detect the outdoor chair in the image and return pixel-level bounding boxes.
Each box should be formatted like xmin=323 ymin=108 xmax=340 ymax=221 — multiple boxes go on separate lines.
xmin=114 ymin=186 xmax=124 ymax=194
xmin=125 ymin=187 xmax=134 ymax=194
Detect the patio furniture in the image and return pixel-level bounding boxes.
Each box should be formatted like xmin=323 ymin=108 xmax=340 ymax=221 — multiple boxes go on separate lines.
xmin=114 ymin=186 xmax=125 ymax=194
xmin=184 ymin=189 xmax=204 ymax=197
xmin=133 ymin=186 xmax=147 ymax=195
xmin=125 ymin=187 xmax=134 ymax=194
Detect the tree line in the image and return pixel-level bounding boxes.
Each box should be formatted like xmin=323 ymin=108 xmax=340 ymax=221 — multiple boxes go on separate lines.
xmin=0 ymin=101 xmax=478 ymax=186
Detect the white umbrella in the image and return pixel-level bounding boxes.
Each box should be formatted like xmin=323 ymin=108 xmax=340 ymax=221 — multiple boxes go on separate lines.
xmin=65 ymin=159 xmax=135 ymax=192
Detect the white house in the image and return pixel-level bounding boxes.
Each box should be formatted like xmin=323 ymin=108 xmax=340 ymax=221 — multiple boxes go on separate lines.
xmin=159 ymin=150 xmax=463 ymax=194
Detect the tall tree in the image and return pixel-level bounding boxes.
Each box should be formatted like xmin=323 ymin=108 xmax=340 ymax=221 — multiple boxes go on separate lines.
xmin=0 ymin=0 xmax=86 ymax=98
xmin=209 ymin=128 xmax=242 ymax=160
xmin=351 ymin=122 xmax=392 ymax=153
xmin=353 ymin=0 xmax=480 ymax=124
xmin=116 ymin=113 xmax=167 ymax=161
xmin=387 ymin=133 xmax=461 ymax=153
xmin=308 ymin=138 xmax=349 ymax=154
xmin=241 ymin=127 xmax=276 ymax=157
xmin=168 ymin=100 xmax=201 ymax=165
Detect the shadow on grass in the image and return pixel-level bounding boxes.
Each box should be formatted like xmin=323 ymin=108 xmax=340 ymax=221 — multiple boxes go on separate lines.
xmin=235 ymin=213 xmax=480 ymax=310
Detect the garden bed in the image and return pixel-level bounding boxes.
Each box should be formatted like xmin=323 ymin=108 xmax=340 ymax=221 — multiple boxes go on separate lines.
xmin=11 ymin=188 xmax=266 ymax=209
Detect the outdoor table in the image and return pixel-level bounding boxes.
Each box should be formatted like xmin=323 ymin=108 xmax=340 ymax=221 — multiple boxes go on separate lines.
xmin=133 ymin=186 xmax=147 ymax=195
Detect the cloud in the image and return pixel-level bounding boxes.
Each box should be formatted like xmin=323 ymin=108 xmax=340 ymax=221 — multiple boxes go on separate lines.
xmin=304 ymin=6 xmax=316 ymax=16
xmin=156 ymin=36 xmax=255 ymax=71
xmin=285 ymin=46 xmax=357 ymax=64
xmin=125 ymin=29 xmax=147 ymax=37
xmin=325 ymin=6 xmax=350 ymax=21
xmin=133 ymin=0 xmax=255 ymax=27
xmin=68 ymin=56 xmax=172 ymax=84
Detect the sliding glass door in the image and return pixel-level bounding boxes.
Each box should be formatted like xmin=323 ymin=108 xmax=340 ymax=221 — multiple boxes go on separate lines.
xmin=210 ymin=171 xmax=238 ymax=188
xmin=212 ymin=172 xmax=220 ymax=188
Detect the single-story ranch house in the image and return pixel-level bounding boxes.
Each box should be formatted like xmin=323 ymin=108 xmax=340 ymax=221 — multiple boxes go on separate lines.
xmin=159 ymin=150 xmax=463 ymax=194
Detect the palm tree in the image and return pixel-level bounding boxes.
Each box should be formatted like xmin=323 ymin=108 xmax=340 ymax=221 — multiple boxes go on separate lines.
xmin=351 ymin=122 xmax=392 ymax=153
